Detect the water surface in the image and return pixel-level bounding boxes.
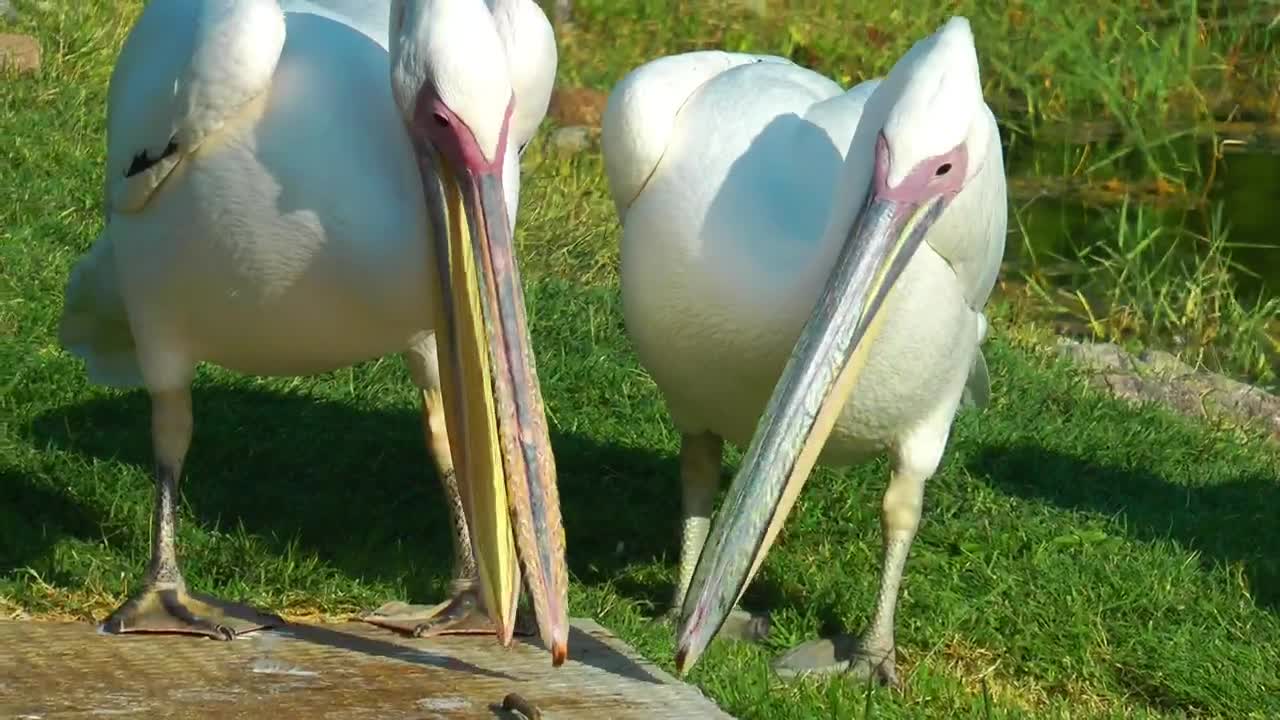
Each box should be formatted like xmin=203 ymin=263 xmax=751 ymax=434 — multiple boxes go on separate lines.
xmin=1004 ymin=135 xmax=1278 ymax=305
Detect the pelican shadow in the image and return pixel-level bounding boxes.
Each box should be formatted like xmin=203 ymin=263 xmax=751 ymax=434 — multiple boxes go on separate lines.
xmin=968 ymin=443 xmax=1280 ymax=611
xmin=19 ymin=380 xmax=683 ymax=595
xmin=273 ymin=621 xmax=514 ymax=679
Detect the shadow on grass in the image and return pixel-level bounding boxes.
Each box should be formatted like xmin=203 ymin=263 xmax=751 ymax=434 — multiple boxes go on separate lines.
xmin=13 ymin=385 xmax=697 ymax=611
xmin=0 ymin=467 xmax=105 ymax=583
xmin=969 ymin=444 xmax=1280 ymax=610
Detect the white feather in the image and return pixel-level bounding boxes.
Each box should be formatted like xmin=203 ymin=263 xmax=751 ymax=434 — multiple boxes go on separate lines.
xmin=60 ymin=0 xmax=556 ymax=391
xmin=605 ymin=21 xmax=1006 ymax=464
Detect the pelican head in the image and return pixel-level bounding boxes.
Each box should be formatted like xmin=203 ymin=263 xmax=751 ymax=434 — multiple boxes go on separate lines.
xmin=674 ymin=16 xmax=995 ymax=673
xmin=389 ymin=0 xmax=569 ymax=666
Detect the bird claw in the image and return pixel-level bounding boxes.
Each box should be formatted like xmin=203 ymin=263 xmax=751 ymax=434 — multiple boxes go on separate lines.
xmin=364 ymin=594 xmax=494 ymax=637
xmin=364 ymin=587 xmax=538 ymax=638
xmin=771 ymin=634 xmax=899 ymax=688
xmin=411 ymin=591 xmax=485 ymax=637
xmin=847 ymin=650 xmax=900 ymax=689
xmin=101 ymin=584 xmax=282 ymax=640
xmin=718 ymin=608 xmax=772 ymax=643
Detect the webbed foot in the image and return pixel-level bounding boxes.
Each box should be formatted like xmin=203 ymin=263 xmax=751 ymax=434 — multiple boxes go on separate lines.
xmin=771 ymin=634 xmax=899 ymax=688
xmin=655 ymin=606 xmax=771 ymax=643
xmin=363 ymin=582 xmax=536 ymax=638
xmin=102 ymin=583 xmax=283 ymax=640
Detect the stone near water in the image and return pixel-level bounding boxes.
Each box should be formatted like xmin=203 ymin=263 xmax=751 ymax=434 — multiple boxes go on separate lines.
xmin=1058 ymin=339 xmax=1280 ymax=442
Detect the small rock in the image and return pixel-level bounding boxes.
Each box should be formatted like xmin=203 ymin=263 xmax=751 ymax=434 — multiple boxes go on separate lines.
xmin=0 ymin=33 xmax=40 ymax=74
xmin=551 ymin=0 xmax=571 ymax=25
xmin=1058 ymin=338 xmax=1279 ymax=442
xmin=1056 ymin=339 xmax=1130 ymax=372
xmin=548 ymin=125 xmax=591 ymax=154
xmin=1136 ymin=348 xmax=1192 ymax=376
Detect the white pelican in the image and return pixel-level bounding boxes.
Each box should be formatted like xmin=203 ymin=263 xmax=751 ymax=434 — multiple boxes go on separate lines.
xmin=57 ymin=0 xmax=570 ymax=664
xmin=602 ymin=17 xmax=1006 ymax=683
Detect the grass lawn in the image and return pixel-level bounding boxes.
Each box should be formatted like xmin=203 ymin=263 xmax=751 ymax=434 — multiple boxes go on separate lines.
xmin=2 ymin=0 xmax=1279 ymax=718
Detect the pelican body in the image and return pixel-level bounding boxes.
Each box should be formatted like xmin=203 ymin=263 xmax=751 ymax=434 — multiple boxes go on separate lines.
xmin=58 ymin=0 xmax=569 ymax=663
xmin=603 ymin=18 xmax=1006 ymax=682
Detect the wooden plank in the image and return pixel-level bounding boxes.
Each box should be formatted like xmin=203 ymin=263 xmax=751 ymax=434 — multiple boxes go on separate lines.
xmin=0 ymin=618 xmax=735 ymax=719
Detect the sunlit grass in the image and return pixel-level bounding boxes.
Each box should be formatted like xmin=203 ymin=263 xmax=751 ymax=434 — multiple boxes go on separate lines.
xmin=1010 ymin=194 xmax=1280 ymax=389
xmin=559 ymin=0 xmax=1278 ymax=129
xmin=2 ymin=1 xmax=1279 ymax=718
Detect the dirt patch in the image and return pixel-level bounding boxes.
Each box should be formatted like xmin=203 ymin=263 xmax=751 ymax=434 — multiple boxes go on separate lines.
xmin=0 ymin=33 xmax=40 ymax=74
xmin=548 ymin=87 xmax=608 ymax=128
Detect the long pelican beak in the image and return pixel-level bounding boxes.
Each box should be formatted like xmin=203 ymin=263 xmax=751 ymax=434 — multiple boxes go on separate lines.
xmin=673 ymin=132 xmax=952 ymax=674
xmin=416 ymin=138 xmax=570 ymax=667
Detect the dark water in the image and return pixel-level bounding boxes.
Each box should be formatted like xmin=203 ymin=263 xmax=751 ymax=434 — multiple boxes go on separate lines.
xmin=1002 ymin=137 xmax=1279 ymax=306
xmin=1207 ymin=150 xmax=1280 ymax=295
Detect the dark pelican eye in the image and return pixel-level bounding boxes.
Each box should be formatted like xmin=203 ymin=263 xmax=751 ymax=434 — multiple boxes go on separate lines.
xmin=433 ymin=112 xmax=450 ymax=128
xmin=935 ymin=163 xmax=952 ymax=176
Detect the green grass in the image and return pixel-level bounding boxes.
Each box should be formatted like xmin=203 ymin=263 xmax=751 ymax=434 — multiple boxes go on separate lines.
xmin=5 ymin=281 xmax=1280 ymax=718
xmin=559 ymin=0 xmax=1279 ymax=129
xmin=1011 ymin=193 xmax=1280 ymax=388
xmin=3 ymin=0 xmax=1280 ymax=718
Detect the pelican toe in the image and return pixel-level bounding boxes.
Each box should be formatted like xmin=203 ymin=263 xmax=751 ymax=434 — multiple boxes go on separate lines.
xmin=771 ymin=634 xmax=899 ymax=688
xmin=101 ymin=585 xmax=283 ymax=640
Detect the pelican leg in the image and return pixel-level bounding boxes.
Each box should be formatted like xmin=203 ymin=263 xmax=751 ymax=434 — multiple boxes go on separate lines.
xmin=772 ymin=432 xmax=943 ymax=687
xmin=102 ymin=388 xmax=283 ymax=639
xmin=363 ymin=385 xmax=535 ymax=637
xmin=664 ymin=432 xmax=770 ymax=642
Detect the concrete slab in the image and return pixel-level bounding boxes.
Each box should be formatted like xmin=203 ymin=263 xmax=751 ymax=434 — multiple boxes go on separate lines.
xmin=0 ymin=618 xmax=734 ymax=719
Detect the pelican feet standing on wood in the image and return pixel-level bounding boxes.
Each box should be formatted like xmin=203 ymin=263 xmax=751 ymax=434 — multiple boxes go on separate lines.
xmin=58 ymin=0 xmax=569 ymax=664
xmin=603 ymin=17 xmax=1006 ymax=685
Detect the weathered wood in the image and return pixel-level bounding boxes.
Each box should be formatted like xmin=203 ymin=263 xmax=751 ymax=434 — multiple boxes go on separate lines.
xmin=0 ymin=618 xmax=735 ymax=719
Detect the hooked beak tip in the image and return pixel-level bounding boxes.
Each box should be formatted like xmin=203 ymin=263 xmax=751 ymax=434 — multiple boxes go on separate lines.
xmin=552 ymin=642 xmax=567 ymax=667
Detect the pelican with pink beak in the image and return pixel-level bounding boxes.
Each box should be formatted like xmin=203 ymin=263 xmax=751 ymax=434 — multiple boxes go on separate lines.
xmin=59 ymin=0 xmax=568 ymax=664
xmin=603 ymin=17 xmax=1007 ymax=684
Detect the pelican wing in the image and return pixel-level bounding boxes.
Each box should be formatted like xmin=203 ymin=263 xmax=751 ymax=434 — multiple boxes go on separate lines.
xmin=104 ymin=0 xmax=286 ymax=215
xmin=601 ymin=50 xmax=799 ymax=219
xmin=279 ymin=0 xmax=389 ymax=48
xmin=961 ymin=348 xmax=991 ymax=408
